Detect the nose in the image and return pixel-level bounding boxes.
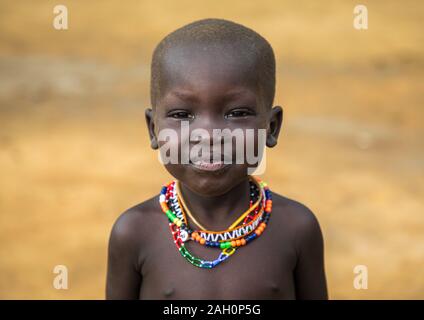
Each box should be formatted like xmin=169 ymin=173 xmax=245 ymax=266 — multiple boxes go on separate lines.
xmin=185 ymin=114 xmax=230 ymax=162
xmin=189 ymin=112 xmax=227 ymax=145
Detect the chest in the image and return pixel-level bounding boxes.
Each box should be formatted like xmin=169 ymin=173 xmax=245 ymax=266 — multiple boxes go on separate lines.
xmin=139 ymin=223 xmax=297 ymax=299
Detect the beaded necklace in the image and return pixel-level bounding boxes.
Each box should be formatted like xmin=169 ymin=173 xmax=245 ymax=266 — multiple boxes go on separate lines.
xmin=172 ymin=181 xmax=265 ymax=245
xmin=166 ymin=181 xmax=264 ymax=249
xmin=159 ymin=176 xmax=272 ymax=268
xmin=168 ymin=177 xmax=262 ymax=228
xmin=176 ymin=178 xmax=263 ymax=231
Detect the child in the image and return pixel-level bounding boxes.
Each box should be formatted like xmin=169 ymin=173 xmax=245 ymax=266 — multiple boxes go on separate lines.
xmin=106 ymin=18 xmax=328 ymax=300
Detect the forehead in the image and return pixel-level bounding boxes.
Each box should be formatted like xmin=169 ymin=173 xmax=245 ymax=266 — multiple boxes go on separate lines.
xmin=159 ymin=43 xmax=260 ymax=97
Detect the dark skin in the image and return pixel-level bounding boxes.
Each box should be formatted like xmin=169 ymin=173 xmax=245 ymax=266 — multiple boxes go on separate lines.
xmin=106 ymin=43 xmax=328 ymax=299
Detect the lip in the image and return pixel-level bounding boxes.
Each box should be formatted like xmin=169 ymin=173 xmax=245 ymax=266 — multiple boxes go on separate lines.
xmin=189 ymin=160 xmax=231 ymax=173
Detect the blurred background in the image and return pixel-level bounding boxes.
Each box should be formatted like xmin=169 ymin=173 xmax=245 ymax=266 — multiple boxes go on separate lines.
xmin=0 ymin=0 xmax=423 ymax=299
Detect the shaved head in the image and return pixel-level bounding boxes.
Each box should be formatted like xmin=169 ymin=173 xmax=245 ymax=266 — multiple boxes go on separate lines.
xmin=150 ymin=18 xmax=276 ymax=109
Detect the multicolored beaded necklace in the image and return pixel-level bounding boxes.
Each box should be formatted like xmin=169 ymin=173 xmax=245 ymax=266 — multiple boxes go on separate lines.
xmin=159 ymin=176 xmax=272 ymax=269
xmin=172 ymin=178 xmax=265 ymax=244
xmin=176 ymin=179 xmax=264 ymax=231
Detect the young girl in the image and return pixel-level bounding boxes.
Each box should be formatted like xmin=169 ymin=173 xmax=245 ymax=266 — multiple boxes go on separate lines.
xmin=106 ymin=18 xmax=328 ymax=300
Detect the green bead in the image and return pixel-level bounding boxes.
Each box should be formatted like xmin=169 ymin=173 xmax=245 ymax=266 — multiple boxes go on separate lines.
xmin=192 ymin=258 xmax=202 ymax=266
xmin=220 ymin=242 xmax=231 ymax=249
xmin=184 ymin=250 xmax=193 ymax=259
xmin=187 ymin=254 xmax=195 ymax=262
xmin=166 ymin=210 xmax=175 ymax=220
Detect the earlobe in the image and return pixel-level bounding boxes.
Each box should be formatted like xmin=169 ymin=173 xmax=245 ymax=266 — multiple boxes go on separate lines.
xmin=145 ymin=108 xmax=159 ymax=150
xmin=266 ymin=106 xmax=283 ymax=148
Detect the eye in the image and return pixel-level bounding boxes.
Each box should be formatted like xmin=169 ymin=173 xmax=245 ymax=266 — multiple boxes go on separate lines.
xmin=167 ymin=110 xmax=194 ymax=120
xmin=225 ymin=108 xmax=255 ymax=119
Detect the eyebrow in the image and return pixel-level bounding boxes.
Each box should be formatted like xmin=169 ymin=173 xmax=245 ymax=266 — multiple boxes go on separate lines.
xmin=169 ymin=90 xmax=199 ymax=103
xmin=222 ymin=89 xmax=248 ymax=101
xmin=168 ymin=88 xmax=252 ymax=103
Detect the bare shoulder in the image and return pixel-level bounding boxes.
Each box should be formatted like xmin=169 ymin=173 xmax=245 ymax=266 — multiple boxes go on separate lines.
xmin=269 ymin=191 xmax=324 ymax=247
xmin=271 ymin=192 xmax=320 ymax=225
xmin=108 ymin=194 xmax=163 ymax=252
xmin=106 ymin=195 xmax=165 ymax=297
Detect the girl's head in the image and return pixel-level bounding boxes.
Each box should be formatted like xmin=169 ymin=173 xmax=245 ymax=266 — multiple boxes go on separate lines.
xmin=146 ymin=18 xmax=283 ymax=196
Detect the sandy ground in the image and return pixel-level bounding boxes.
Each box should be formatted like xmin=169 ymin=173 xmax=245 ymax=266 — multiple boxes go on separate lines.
xmin=0 ymin=0 xmax=423 ymax=299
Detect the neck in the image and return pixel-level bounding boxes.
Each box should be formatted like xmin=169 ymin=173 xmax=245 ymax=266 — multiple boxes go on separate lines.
xmin=178 ymin=178 xmax=251 ymax=230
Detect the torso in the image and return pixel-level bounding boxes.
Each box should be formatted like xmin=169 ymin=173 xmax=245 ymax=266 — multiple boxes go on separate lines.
xmin=133 ymin=192 xmax=300 ymax=299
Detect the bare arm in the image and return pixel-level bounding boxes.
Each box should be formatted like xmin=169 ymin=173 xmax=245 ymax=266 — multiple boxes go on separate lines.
xmin=293 ymin=208 xmax=328 ymax=300
xmin=106 ymin=211 xmax=142 ymax=299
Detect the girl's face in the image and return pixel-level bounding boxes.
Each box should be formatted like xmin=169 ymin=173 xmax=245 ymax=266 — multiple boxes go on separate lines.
xmin=148 ymin=44 xmax=279 ymax=197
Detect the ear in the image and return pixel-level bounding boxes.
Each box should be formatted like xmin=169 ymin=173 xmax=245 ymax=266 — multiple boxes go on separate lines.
xmin=145 ymin=108 xmax=158 ymax=150
xmin=266 ymin=106 xmax=283 ymax=148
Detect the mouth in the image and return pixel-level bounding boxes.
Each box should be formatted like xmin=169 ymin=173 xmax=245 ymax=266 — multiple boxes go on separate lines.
xmin=189 ymin=159 xmax=231 ymax=172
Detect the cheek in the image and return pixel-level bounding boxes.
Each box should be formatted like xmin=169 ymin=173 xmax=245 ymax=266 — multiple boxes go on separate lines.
xmin=156 ymin=120 xmax=182 ymax=162
xmin=244 ymin=128 xmax=266 ymax=155
xmin=227 ymin=128 xmax=265 ymax=164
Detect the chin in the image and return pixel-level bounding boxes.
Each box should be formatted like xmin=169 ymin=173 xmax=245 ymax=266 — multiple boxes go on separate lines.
xmin=165 ymin=164 xmax=250 ymax=196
